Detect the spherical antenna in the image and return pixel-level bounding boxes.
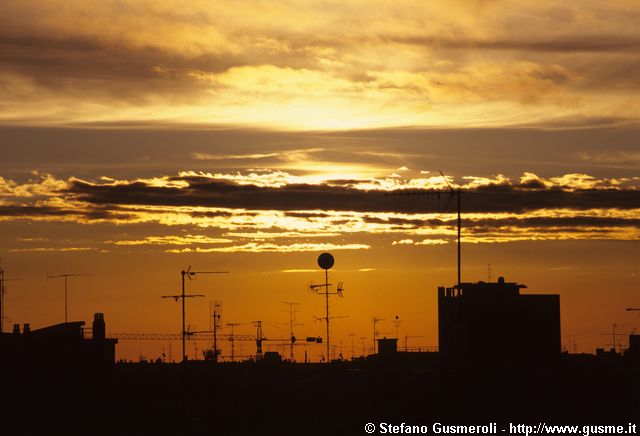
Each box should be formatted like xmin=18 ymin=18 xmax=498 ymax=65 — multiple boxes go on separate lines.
xmin=317 ymin=252 xmax=334 ymax=270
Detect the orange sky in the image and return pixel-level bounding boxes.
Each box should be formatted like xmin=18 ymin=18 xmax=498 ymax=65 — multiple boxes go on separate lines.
xmin=0 ymin=1 xmax=638 ymax=361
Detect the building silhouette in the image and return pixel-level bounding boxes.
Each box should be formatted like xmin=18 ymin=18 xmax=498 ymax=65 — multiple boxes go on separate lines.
xmin=0 ymin=312 xmax=117 ymax=366
xmin=438 ymin=276 xmax=560 ymax=367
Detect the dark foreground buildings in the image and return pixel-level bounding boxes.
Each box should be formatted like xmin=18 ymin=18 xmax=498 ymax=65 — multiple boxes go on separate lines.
xmin=0 ymin=284 xmax=637 ymax=434
xmin=438 ymin=276 xmax=561 ymax=367
xmin=0 ymin=312 xmax=117 ymax=367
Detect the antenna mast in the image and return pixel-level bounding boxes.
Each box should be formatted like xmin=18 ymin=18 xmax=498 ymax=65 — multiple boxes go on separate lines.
xmin=386 ymin=170 xmax=462 ymax=292
xmin=162 ymin=266 xmax=228 ymax=363
xmin=309 ymin=253 xmax=345 ymax=362
xmin=0 ymin=264 xmax=20 ymax=334
xmin=282 ymin=301 xmax=302 ymax=362
xmin=439 ymin=170 xmax=462 ymax=293
xmin=393 ymin=315 xmax=401 ymax=339
xmin=211 ymin=301 xmax=222 ymax=362
xmin=226 ymin=322 xmax=240 ymax=361
xmin=372 ymin=317 xmax=385 ymax=354
xmin=47 ymin=273 xmax=93 ymax=323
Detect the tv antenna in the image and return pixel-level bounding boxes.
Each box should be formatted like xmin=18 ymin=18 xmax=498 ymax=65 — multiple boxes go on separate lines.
xmin=210 ymin=301 xmax=222 ymax=362
xmin=348 ymin=333 xmax=356 ymax=359
xmin=611 ymin=323 xmax=627 ymax=353
xmin=281 ymin=301 xmax=302 ymax=362
xmin=372 ymin=317 xmax=385 ymax=354
xmin=386 ymin=170 xmax=463 ymax=293
xmin=0 ymin=263 xmax=20 ymax=334
xmin=393 ymin=315 xmax=402 ymax=339
xmin=162 ymin=265 xmax=228 ymax=363
xmin=226 ymin=322 xmax=241 ymax=361
xmin=47 ymin=273 xmax=93 ymax=323
xmin=309 ymin=253 xmax=346 ymax=362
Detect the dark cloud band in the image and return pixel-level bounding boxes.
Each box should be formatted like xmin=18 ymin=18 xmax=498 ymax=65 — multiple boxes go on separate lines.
xmin=65 ymin=176 xmax=639 ymax=214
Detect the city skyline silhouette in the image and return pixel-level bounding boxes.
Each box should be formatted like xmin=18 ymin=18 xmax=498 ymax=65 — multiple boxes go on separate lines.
xmin=0 ymin=1 xmax=638 ymax=433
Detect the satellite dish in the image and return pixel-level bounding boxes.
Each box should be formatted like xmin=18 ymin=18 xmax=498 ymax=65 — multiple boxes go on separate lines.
xmin=317 ymin=252 xmax=334 ymax=270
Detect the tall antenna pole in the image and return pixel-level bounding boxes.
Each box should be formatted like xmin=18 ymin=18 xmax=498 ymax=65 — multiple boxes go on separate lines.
xmin=282 ymin=301 xmax=301 ymax=362
xmin=309 ymin=253 xmax=344 ymax=363
xmin=393 ymin=315 xmax=401 ymax=339
xmin=162 ymin=266 xmax=228 ymax=363
xmin=457 ymin=189 xmax=461 ymax=292
xmin=349 ymin=333 xmax=355 ymax=360
xmin=0 ymin=265 xmax=16 ymax=334
xmin=226 ymin=323 xmax=240 ymax=361
xmin=0 ymin=266 xmax=16 ymax=334
xmin=440 ymin=170 xmax=462 ymax=293
xmin=386 ymin=170 xmax=463 ymax=292
xmin=324 ymin=268 xmax=330 ymax=360
xmin=372 ymin=317 xmax=385 ymax=354
xmin=211 ymin=301 xmax=222 ymax=362
xmin=47 ymin=273 xmax=93 ymax=323
xmin=181 ymin=270 xmax=187 ymax=361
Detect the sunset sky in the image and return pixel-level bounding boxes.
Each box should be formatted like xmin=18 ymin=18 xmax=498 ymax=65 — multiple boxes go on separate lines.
xmin=0 ymin=1 xmax=638 ymax=361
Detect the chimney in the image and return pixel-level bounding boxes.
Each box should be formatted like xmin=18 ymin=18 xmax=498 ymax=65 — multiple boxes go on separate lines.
xmin=23 ymin=323 xmax=30 ymax=336
xmin=92 ymin=312 xmax=105 ymax=341
xmin=12 ymin=323 xmax=20 ymax=335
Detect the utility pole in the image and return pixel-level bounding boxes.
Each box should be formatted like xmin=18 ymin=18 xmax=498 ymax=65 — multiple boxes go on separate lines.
xmin=372 ymin=317 xmax=385 ymax=354
xmin=47 ymin=273 xmax=92 ymax=323
xmin=162 ymin=266 xmax=228 ymax=363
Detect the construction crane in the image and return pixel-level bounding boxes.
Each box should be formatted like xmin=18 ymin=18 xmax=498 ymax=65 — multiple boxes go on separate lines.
xmin=162 ymin=266 xmax=228 ymax=363
xmin=387 ymin=170 xmax=463 ymax=293
xmin=253 ymin=321 xmax=265 ymax=360
xmin=108 ymin=332 xmax=256 ymax=341
xmin=109 ymin=323 xmax=323 ymax=361
xmin=47 ymin=273 xmax=93 ymax=323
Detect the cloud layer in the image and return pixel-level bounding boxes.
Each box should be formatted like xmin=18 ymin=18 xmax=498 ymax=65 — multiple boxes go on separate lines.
xmin=1 ymin=170 xmax=637 ymax=253
xmin=1 ymin=1 xmax=639 ymax=128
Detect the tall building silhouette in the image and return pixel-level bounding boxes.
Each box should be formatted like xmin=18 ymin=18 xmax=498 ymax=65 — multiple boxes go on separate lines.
xmin=438 ymin=277 xmax=560 ymax=367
